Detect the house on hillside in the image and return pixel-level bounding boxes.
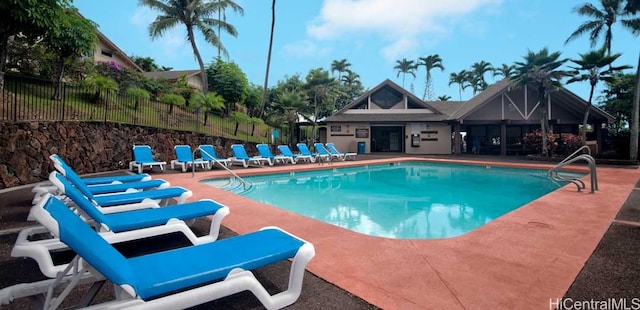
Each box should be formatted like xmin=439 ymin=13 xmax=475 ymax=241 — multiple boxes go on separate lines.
xmin=324 ymin=79 xmax=614 ymax=156
xmin=91 ymin=31 xmax=144 ymax=72
xmin=143 ymin=70 xmax=203 ymax=90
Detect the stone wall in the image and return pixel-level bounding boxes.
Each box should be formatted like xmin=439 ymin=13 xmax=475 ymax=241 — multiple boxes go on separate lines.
xmin=0 ymin=121 xmax=249 ymax=189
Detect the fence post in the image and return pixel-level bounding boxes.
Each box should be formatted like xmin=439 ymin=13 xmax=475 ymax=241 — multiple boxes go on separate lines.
xmin=61 ymin=82 xmax=66 ymax=121
xmin=104 ymin=90 xmax=108 ymax=123
xmin=12 ymin=76 xmax=18 ymax=122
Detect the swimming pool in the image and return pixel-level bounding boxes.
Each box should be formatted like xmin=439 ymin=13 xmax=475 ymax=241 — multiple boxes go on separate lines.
xmin=203 ymin=162 xmax=581 ymax=239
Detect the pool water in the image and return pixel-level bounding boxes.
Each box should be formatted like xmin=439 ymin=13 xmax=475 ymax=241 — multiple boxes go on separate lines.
xmin=203 ymin=162 xmax=581 ymax=239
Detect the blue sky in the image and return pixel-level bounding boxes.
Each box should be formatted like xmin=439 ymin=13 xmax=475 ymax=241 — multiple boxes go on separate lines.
xmin=74 ymin=0 xmax=638 ymax=102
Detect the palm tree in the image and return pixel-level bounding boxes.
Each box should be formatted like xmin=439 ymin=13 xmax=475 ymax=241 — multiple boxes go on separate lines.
xmin=190 ymin=91 xmax=225 ymax=126
xmin=341 ymin=70 xmax=361 ymax=86
xmin=449 ymin=70 xmax=470 ymax=100
xmin=270 ymin=89 xmax=310 ymax=145
xmin=565 ymin=0 xmax=639 ymax=54
xmin=568 ymin=48 xmax=631 ymax=141
xmin=139 ymin=0 xmax=244 ymax=92
xmin=417 ymin=54 xmax=445 ymax=101
xmin=512 ymin=48 xmax=572 ymax=156
xmin=331 ymin=59 xmax=351 ymax=81
xmin=621 ymin=0 xmax=640 ymax=160
xmin=437 ymin=95 xmax=452 ymax=101
xmin=470 ymin=61 xmax=493 ymax=93
xmin=259 ymin=0 xmax=276 ymax=118
xmin=493 ymin=64 xmax=517 ymax=80
xmin=394 ymin=58 xmax=416 ymax=88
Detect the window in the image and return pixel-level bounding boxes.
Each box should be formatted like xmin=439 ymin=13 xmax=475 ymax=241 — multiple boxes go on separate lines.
xmin=101 ymin=50 xmax=113 ymax=57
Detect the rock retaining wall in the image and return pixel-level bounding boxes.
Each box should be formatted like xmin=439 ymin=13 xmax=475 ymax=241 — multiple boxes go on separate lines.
xmin=0 ymin=121 xmax=248 ymax=189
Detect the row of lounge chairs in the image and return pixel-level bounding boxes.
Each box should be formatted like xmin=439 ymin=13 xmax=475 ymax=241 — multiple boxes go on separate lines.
xmin=1 ymin=154 xmax=315 ymax=309
xmin=130 ymin=142 xmax=357 ymax=173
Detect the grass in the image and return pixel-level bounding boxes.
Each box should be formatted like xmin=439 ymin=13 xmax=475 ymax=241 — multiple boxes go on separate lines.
xmin=1 ymin=78 xmax=282 ymax=144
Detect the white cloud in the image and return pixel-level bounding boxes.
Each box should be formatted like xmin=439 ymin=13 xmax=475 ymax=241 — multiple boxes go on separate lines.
xmin=129 ymin=7 xmax=191 ymax=62
xmin=307 ymin=0 xmax=503 ymax=61
xmin=282 ymin=40 xmax=332 ymax=58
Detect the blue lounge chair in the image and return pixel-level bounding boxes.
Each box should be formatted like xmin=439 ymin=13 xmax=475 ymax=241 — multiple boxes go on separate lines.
xmin=326 ymin=143 xmax=357 ymax=161
xmin=130 ymin=145 xmax=167 ymax=174
xmin=19 ymin=173 xmax=230 ymax=277
xmin=3 ymin=194 xmax=315 ymax=310
xmin=171 ymin=145 xmax=210 ymax=172
xmin=198 ymin=144 xmax=231 ymax=168
xmin=256 ymin=144 xmax=295 ymax=165
xmin=54 ymin=168 xmax=192 ymax=207
xmin=314 ymin=143 xmax=341 ymax=161
xmin=296 ymin=143 xmax=329 ymax=162
xmin=33 ymin=155 xmax=163 ymax=204
xmin=278 ymin=145 xmax=314 ymax=163
xmin=50 ymin=154 xmax=169 ymax=194
xmin=229 ymin=144 xmax=269 ymax=167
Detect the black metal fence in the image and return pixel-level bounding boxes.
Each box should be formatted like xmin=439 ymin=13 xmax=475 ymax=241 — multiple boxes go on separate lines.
xmin=0 ymin=73 xmax=287 ymax=143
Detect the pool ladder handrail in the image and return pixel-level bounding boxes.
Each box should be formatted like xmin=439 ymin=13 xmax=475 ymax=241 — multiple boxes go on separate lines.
xmin=192 ymin=147 xmax=248 ymax=190
xmin=548 ymin=145 xmax=598 ymax=193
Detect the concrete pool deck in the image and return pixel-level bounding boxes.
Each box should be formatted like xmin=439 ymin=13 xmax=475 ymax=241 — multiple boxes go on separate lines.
xmin=150 ymin=156 xmax=639 ymax=309
xmin=0 ymin=155 xmax=638 ymax=309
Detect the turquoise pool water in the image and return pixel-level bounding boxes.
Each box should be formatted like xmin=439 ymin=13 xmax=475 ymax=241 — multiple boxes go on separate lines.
xmin=203 ymin=162 xmax=581 ymax=239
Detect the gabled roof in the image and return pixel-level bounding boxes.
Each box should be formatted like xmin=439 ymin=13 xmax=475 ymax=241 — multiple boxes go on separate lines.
xmin=143 ymin=70 xmax=201 ymax=81
xmin=95 ymin=31 xmax=144 ymax=73
xmin=447 ymin=78 xmax=615 ymax=123
xmin=326 ymin=79 xmax=446 ymax=123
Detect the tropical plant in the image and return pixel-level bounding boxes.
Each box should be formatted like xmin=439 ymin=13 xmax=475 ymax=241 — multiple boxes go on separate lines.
xmin=568 ymin=48 xmax=631 ymax=141
xmin=229 ymin=111 xmax=250 ymax=136
xmin=130 ymin=55 xmax=172 ymax=72
xmin=394 ymin=58 xmax=416 ymax=88
xmin=270 ymin=89 xmax=309 ymax=145
xmin=304 ymin=68 xmax=340 ymax=141
xmin=600 ymin=73 xmax=635 ymax=132
xmin=437 ymin=95 xmax=452 ymax=101
xmin=158 ymin=93 xmax=186 ymax=114
xmin=331 ymin=59 xmax=351 ymax=81
xmin=417 ymin=54 xmax=445 ymax=101
xmin=139 ymin=0 xmax=244 ymax=92
xmin=0 ymin=0 xmax=69 ymax=92
xmin=126 ymin=87 xmax=150 ymax=110
xmin=565 ymin=0 xmax=640 ymax=54
xmin=190 ymin=91 xmax=225 ymax=126
xmin=470 ymin=61 xmax=493 ymax=94
xmin=449 ymin=70 xmax=470 ymax=100
xmin=493 ymin=64 xmax=517 ymax=80
xmin=45 ymin=8 xmax=98 ymax=100
xmin=206 ymin=57 xmax=248 ymax=115
xmin=83 ymin=73 xmax=119 ymax=104
xmin=512 ymin=48 xmax=572 ymax=156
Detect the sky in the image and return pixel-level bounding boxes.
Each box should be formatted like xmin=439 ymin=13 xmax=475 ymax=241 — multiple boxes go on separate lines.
xmin=74 ymin=0 xmax=639 ymax=102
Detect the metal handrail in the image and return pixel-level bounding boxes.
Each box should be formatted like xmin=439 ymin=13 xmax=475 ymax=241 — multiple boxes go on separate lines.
xmin=548 ymin=150 xmax=598 ymax=193
xmin=556 ymin=145 xmax=591 ymax=166
xmin=192 ymin=147 xmax=248 ymax=190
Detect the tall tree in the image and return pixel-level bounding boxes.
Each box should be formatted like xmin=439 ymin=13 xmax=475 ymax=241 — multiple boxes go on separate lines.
xmin=139 ymin=0 xmax=244 ymax=92
xmin=304 ymin=68 xmax=339 ymax=142
xmin=0 ymin=0 xmax=69 ymax=92
xmin=470 ymin=61 xmax=493 ymax=93
xmin=45 ymin=8 xmax=98 ymax=100
xmin=394 ymin=58 xmax=416 ymax=88
xmin=621 ymin=0 xmax=640 ymax=160
xmin=568 ymin=48 xmax=631 ymax=141
xmin=512 ymin=48 xmax=572 ymax=156
xmin=565 ymin=0 xmax=639 ymax=54
xmin=259 ymin=0 xmax=276 ymax=118
xmin=417 ymin=54 xmax=445 ymax=101
xmin=269 ymin=89 xmax=310 ymax=145
xmin=449 ymin=70 xmax=470 ymax=100
xmin=130 ymin=55 xmax=172 ymax=71
xmin=600 ymin=73 xmax=635 ymax=132
xmin=493 ymin=64 xmax=517 ymax=80
xmin=331 ymin=59 xmax=351 ymax=81
xmin=206 ymin=57 xmax=248 ymax=115
xmin=190 ymin=91 xmax=225 ymax=126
